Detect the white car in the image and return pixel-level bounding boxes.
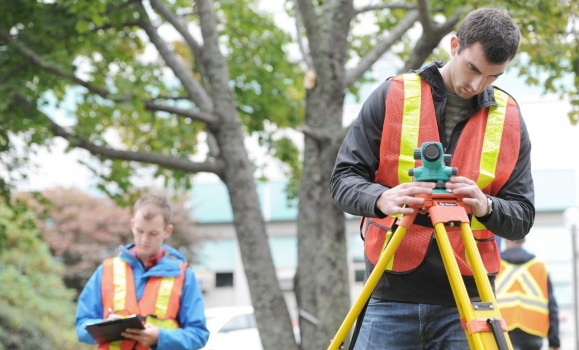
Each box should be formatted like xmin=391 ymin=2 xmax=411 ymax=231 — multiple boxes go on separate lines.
xmin=201 ymin=306 xmax=263 ymax=350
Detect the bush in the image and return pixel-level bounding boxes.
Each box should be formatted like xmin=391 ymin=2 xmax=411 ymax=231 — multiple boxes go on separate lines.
xmin=0 ymin=203 xmax=79 ymax=349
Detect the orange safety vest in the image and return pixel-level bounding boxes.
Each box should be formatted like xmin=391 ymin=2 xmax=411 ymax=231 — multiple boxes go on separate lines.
xmin=496 ymin=258 xmax=550 ymax=337
xmin=362 ymin=73 xmax=521 ymax=275
xmin=99 ymin=257 xmax=187 ymax=350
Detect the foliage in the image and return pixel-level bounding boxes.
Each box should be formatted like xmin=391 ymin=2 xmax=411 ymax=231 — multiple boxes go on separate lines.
xmin=0 ymin=303 xmax=55 ymax=350
xmin=0 ymin=202 xmax=82 ymax=350
xmin=1 ymin=1 xmax=304 ymax=348
xmin=16 ymin=188 xmax=202 ymax=297
xmin=0 ymin=0 xmax=304 ymax=197
xmin=433 ymin=0 xmax=579 ymax=122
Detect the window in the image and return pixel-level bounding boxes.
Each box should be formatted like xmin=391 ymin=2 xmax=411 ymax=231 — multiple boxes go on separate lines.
xmin=354 ymin=269 xmax=365 ymax=282
xmin=215 ymin=272 xmax=234 ymax=287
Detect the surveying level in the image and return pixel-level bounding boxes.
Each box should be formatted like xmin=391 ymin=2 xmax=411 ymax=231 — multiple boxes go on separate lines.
xmin=409 ymin=142 xmax=457 ymax=190
xmin=328 ymin=142 xmax=512 ymax=350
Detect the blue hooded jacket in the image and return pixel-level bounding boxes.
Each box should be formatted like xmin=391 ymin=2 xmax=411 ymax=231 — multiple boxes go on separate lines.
xmin=75 ymin=243 xmax=209 ymax=349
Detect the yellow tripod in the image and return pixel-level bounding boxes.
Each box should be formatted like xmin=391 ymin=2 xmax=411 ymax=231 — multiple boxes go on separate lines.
xmin=328 ymin=192 xmax=512 ymax=350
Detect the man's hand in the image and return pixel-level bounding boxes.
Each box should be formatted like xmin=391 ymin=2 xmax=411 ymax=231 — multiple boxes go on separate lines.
xmin=376 ymin=182 xmax=436 ymax=216
xmin=445 ymin=176 xmax=489 ymax=217
xmin=122 ymin=323 xmax=159 ymax=346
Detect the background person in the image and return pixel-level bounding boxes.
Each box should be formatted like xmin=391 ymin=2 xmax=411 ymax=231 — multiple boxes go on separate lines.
xmin=330 ymin=8 xmax=534 ymax=348
xmin=496 ymin=239 xmax=560 ymax=350
xmin=75 ymin=194 xmax=209 ymax=349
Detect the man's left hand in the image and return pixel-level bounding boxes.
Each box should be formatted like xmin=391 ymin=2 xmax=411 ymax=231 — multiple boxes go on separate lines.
xmin=445 ymin=176 xmax=489 ymax=217
xmin=122 ymin=323 xmax=159 ymax=346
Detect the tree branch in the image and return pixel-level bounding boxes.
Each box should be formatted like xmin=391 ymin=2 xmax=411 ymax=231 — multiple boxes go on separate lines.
xmin=1 ymin=29 xmax=218 ymax=125
xmin=148 ymin=0 xmax=208 ymax=87
xmin=133 ymin=1 xmax=214 ymax=112
xmin=416 ymin=0 xmax=433 ymax=34
xmin=13 ymin=93 xmax=225 ymax=177
xmin=354 ymin=3 xmax=416 ymax=15
xmin=344 ymin=10 xmax=420 ymax=87
xmin=149 ymin=0 xmax=200 ymax=51
xmin=196 ymin=0 xmax=236 ymax=101
xmin=297 ymin=125 xmax=330 ymax=143
xmin=399 ymin=9 xmax=462 ymax=72
xmin=143 ymin=101 xmax=219 ymax=125
xmin=291 ymin=0 xmax=313 ymax=70
xmin=295 ymin=0 xmax=323 ymax=71
xmin=0 ymin=30 xmax=111 ymax=97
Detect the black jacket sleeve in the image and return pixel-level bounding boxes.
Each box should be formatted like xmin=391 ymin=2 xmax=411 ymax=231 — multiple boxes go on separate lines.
xmin=330 ymin=79 xmax=392 ymax=218
xmin=547 ymin=275 xmax=560 ymax=348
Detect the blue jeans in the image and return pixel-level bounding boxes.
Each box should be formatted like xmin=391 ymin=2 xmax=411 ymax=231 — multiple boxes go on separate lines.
xmin=352 ymin=298 xmax=469 ymax=350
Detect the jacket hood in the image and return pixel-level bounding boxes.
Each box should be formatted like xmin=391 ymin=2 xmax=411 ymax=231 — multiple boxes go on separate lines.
xmin=415 ymin=61 xmax=498 ymax=110
xmin=501 ymin=247 xmax=536 ymax=264
xmin=119 ymin=243 xmax=187 ymax=262
xmin=117 ymin=243 xmax=188 ymax=277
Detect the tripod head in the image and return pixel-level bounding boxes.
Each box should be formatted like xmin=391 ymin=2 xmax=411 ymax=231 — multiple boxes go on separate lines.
xmin=408 ymin=142 xmax=457 ymax=192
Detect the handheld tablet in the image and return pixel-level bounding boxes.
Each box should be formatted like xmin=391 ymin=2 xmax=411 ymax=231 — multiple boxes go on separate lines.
xmin=85 ymin=315 xmax=145 ymax=344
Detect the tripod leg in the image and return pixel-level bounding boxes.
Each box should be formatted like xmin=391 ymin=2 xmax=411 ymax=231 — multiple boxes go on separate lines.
xmin=458 ymin=223 xmax=498 ymax=304
xmin=434 ymin=222 xmax=512 ymax=350
xmin=327 ymin=225 xmax=409 ymax=350
xmin=433 ymin=222 xmax=479 ymax=349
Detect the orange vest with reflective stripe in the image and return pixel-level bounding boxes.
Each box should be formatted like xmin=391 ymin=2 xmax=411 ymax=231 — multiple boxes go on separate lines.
xmin=362 ymin=73 xmax=521 ymax=275
xmin=496 ymin=258 xmax=549 ymax=337
xmin=99 ymin=257 xmax=187 ymax=350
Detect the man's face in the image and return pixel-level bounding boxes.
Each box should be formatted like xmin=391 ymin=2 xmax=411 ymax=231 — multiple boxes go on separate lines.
xmin=447 ymin=37 xmax=508 ymax=99
xmin=130 ymin=209 xmax=172 ymax=262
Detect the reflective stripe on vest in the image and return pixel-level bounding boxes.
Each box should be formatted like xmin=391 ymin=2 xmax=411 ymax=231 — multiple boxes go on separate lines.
xmin=99 ymin=257 xmax=187 ymax=350
xmin=496 ymin=259 xmax=549 ymax=337
xmin=364 ymin=73 xmax=520 ymax=274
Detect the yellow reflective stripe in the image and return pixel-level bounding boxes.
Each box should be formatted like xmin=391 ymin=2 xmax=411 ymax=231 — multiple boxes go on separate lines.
xmin=471 ymin=89 xmax=508 ymax=232
xmin=471 ymin=216 xmax=485 ymax=230
xmin=109 ymin=341 xmax=122 ymax=350
xmin=155 ymin=277 xmax=176 ymax=317
xmin=112 ymin=257 xmax=127 ymax=311
xmin=146 ymin=315 xmax=179 ymax=330
xmin=399 ymin=73 xmax=421 ymax=183
xmin=476 ymin=88 xmax=507 ymax=189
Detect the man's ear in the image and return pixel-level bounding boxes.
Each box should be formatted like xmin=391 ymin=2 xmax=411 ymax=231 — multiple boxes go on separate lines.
xmin=450 ymin=36 xmax=460 ymax=56
xmin=165 ymin=224 xmax=174 ymax=238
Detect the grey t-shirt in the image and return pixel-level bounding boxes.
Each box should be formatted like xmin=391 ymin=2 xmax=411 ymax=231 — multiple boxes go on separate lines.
xmin=444 ymin=93 xmax=473 ymax=145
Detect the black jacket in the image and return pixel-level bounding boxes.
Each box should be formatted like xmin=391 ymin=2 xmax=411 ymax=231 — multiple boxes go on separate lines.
xmin=330 ymin=62 xmax=535 ymax=305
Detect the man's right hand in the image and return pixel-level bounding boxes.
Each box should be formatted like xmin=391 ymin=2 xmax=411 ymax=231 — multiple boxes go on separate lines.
xmin=105 ymin=313 xmax=124 ymax=321
xmin=376 ymin=182 xmax=436 ymax=216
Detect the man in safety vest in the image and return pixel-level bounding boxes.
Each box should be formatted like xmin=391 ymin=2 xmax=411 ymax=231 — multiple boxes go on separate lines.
xmin=330 ymin=8 xmax=534 ymax=349
xmin=75 ymin=195 xmax=209 ymax=349
xmin=496 ymin=239 xmax=560 ymax=350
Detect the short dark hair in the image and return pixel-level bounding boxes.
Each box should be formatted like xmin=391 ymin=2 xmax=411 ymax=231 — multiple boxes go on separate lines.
xmin=133 ymin=194 xmax=172 ymax=225
xmin=456 ymin=8 xmax=521 ymax=64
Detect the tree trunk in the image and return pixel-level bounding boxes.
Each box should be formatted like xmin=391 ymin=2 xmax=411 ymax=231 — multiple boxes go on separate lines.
xmin=296 ymin=86 xmax=351 ymax=349
xmin=197 ymin=0 xmax=299 ymax=347
xmin=212 ymin=115 xmax=299 ymax=350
